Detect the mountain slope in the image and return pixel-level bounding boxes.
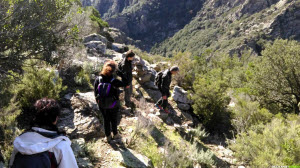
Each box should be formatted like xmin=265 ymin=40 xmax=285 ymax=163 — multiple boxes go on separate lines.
xmin=81 ymin=0 xmax=206 ymax=51
xmin=151 ymin=0 xmax=300 ymax=56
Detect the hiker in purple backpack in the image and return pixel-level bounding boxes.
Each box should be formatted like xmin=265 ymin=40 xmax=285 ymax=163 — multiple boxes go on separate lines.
xmin=94 ymin=60 xmax=126 ymax=143
xmin=9 ymin=98 xmax=78 ymax=168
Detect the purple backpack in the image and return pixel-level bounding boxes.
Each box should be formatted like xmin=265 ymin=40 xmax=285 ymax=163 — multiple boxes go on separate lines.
xmin=97 ymin=76 xmax=118 ymax=109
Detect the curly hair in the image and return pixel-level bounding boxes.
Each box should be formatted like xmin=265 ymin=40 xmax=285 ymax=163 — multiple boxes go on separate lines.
xmin=101 ymin=60 xmax=117 ymax=76
xmin=33 ymin=98 xmax=60 ymax=129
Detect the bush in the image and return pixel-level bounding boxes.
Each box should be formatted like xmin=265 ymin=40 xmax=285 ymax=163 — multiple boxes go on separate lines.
xmin=230 ymin=97 xmax=273 ymax=134
xmin=170 ymin=52 xmax=197 ymax=90
xmin=89 ymin=7 xmax=109 ymax=28
xmin=74 ymin=68 xmax=93 ymax=89
xmin=247 ymin=39 xmax=300 ymax=114
xmin=229 ymin=115 xmax=300 ymax=167
xmin=13 ymin=60 xmax=67 ymax=109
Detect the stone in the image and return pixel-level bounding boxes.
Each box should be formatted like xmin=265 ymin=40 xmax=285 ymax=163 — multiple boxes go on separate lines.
xmin=110 ymin=148 xmax=153 ymax=168
xmin=138 ymin=73 xmax=152 ymax=84
xmin=57 ymin=92 xmax=105 ymax=140
xmin=84 ymin=41 xmax=106 ymax=55
xmin=143 ymin=81 xmax=158 ymax=90
xmin=111 ymin=43 xmax=129 ymax=53
xmin=165 ymin=117 xmax=174 ymax=125
xmin=159 ymin=112 xmax=169 ymax=121
xmin=71 ymin=138 xmax=93 ymax=168
xmin=181 ymin=111 xmax=194 ymax=121
xmin=83 ymin=33 xmax=107 ymax=45
xmin=177 ymin=103 xmax=191 ymax=111
xmin=172 ymin=86 xmax=192 ymax=104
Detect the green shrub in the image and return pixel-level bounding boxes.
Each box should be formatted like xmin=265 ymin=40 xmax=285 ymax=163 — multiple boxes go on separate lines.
xmin=229 ymin=115 xmax=300 ymax=167
xmin=89 ymin=7 xmax=109 ymax=28
xmin=246 ymin=39 xmax=300 ymax=114
xmin=74 ymin=69 xmax=93 ymax=89
xmin=13 ymin=60 xmax=67 ymax=109
xmin=0 ymin=97 xmax=22 ymax=163
xmin=231 ymin=97 xmax=273 ymax=134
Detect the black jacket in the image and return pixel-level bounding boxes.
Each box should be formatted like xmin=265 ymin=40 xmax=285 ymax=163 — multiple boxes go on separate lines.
xmin=94 ymin=74 xmax=126 ymax=100
xmin=117 ymin=58 xmax=133 ymax=86
xmin=161 ymin=69 xmax=172 ymax=97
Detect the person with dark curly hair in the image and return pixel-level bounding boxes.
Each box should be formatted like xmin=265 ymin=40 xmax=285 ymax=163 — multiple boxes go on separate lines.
xmin=9 ymin=98 xmax=78 ymax=168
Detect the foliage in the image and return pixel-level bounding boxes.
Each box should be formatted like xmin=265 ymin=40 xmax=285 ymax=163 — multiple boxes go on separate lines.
xmin=170 ymin=52 xmax=197 ymax=90
xmin=246 ymin=40 xmax=300 ymax=114
xmin=89 ymin=6 xmax=109 ymax=29
xmin=0 ymin=0 xmax=78 ymax=76
xmin=229 ymin=115 xmax=300 ymax=167
xmin=74 ymin=67 xmax=93 ymax=89
xmin=0 ymin=97 xmax=22 ymax=164
xmin=230 ymin=97 xmax=273 ymax=134
xmin=12 ymin=60 xmax=67 ymax=109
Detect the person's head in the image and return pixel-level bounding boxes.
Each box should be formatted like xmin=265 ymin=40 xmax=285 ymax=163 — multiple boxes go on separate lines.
xmin=101 ymin=60 xmax=117 ymax=76
xmin=170 ymin=66 xmax=179 ymax=75
xmin=125 ymin=50 xmax=135 ymax=61
xmin=33 ymin=98 xmax=60 ymax=128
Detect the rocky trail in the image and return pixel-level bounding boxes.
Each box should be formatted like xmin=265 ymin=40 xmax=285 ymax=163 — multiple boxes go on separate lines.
xmin=54 ymin=32 xmax=247 ymax=168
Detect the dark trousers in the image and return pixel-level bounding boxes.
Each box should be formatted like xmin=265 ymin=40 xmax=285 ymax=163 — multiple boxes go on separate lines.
xmin=124 ymin=83 xmax=132 ymax=105
xmin=156 ymin=89 xmax=169 ymax=109
xmin=99 ymin=107 xmax=119 ymax=137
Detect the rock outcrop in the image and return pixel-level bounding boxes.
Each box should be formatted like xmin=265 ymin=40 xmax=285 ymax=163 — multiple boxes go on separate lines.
xmin=58 ymin=92 xmax=105 ymax=140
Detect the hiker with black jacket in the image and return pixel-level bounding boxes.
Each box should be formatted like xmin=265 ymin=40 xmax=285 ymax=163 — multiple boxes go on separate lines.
xmin=155 ymin=66 xmax=179 ymax=113
xmin=9 ymin=98 xmax=78 ymax=168
xmin=117 ymin=50 xmax=135 ymax=108
xmin=94 ymin=60 xmax=126 ymax=143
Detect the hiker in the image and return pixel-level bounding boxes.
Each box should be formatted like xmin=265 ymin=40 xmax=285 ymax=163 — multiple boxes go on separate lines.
xmin=117 ymin=50 xmax=135 ymax=108
xmin=155 ymin=66 xmax=179 ymax=113
xmin=9 ymin=98 xmax=78 ymax=168
xmin=94 ymin=60 xmax=126 ymax=143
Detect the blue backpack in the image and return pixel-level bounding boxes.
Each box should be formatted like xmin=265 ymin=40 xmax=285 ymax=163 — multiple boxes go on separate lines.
xmin=12 ymin=129 xmax=62 ymax=168
xmin=96 ymin=76 xmax=118 ymax=109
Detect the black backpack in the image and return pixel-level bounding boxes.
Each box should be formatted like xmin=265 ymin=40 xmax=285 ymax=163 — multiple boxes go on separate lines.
xmin=96 ymin=76 xmax=118 ymax=109
xmin=12 ymin=129 xmax=62 ymax=168
xmin=154 ymin=71 xmax=163 ymax=89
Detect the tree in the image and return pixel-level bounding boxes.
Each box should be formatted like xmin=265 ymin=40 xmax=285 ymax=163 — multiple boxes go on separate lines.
xmin=0 ymin=0 xmax=76 ymax=77
xmin=247 ymin=39 xmax=300 ymax=114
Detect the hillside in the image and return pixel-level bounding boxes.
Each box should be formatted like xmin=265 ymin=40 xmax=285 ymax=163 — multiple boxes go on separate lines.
xmin=81 ymin=0 xmax=206 ymax=51
xmin=82 ymin=0 xmax=300 ymax=56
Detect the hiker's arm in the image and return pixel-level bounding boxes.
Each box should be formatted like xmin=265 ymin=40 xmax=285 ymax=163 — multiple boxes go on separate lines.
xmin=112 ymin=79 xmax=126 ymax=87
xmin=94 ymin=77 xmax=99 ymax=97
xmin=161 ymin=76 xmax=169 ymax=96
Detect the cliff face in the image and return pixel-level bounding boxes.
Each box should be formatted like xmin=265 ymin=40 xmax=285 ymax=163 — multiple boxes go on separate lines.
xmin=81 ymin=0 xmax=300 ymax=55
xmin=81 ymin=0 xmax=205 ymax=50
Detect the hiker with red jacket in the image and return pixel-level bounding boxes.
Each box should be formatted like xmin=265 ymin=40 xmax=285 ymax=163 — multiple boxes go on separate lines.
xmin=9 ymin=98 xmax=78 ymax=168
xmin=155 ymin=66 xmax=179 ymax=113
xmin=116 ymin=50 xmax=135 ymax=108
xmin=94 ymin=60 xmax=126 ymax=143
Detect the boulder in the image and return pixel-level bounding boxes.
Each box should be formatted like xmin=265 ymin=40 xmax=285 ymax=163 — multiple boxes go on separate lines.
xmin=83 ymin=33 xmax=107 ymax=45
xmin=110 ymin=148 xmax=153 ymax=168
xmin=149 ymin=62 xmax=170 ymax=72
xmin=111 ymin=43 xmax=129 ymax=53
xmin=84 ymin=41 xmax=106 ymax=55
xmin=177 ymin=103 xmax=191 ymax=111
xmin=138 ymin=73 xmax=152 ymax=84
xmin=71 ymin=138 xmax=94 ymax=168
xmin=172 ymin=86 xmax=192 ymax=104
xmin=57 ymin=92 xmax=105 ymax=140
xmin=143 ymin=81 xmax=158 ymax=90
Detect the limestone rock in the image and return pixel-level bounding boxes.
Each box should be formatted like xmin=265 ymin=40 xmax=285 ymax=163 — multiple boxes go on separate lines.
xmin=57 ymin=92 xmax=105 ymax=140
xmin=110 ymin=148 xmax=153 ymax=168
xmin=177 ymin=103 xmax=191 ymax=111
xmin=71 ymin=138 xmax=94 ymax=168
xmin=83 ymin=33 xmax=107 ymax=45
xmin=172 ymin=86 xmax=192 ymax=104
xmin=84 ymin=41 xmax=106 ymax=55
xmin=111 ymin=43 xmax=129 ymax=53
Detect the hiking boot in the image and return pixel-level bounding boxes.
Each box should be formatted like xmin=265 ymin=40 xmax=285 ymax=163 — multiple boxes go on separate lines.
xmin=164 ymin=108 xmax=171 ymax=114
xmin=155 ymin=104 xmax=163 ymax=111
xmin=113 ymin=134 xmax=122 ymax=140
xmin=105 ymin=135 xmax=112 ymax=143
